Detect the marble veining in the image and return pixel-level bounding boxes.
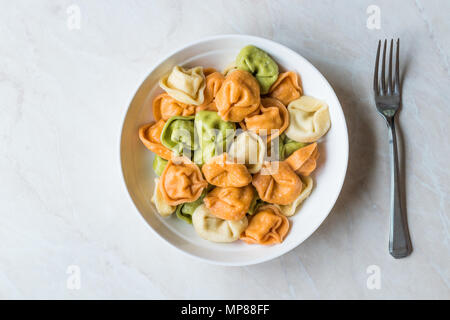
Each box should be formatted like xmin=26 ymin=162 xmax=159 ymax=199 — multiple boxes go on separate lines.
xmin=0 ymin=0 xmax=448 ymax=299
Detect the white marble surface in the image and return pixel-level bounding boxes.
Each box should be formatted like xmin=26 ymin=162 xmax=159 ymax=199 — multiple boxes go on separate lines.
xmin=0 ymin=0 xmax=449 ymax=299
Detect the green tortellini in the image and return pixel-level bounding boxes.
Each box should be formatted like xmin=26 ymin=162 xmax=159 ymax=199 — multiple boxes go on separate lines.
xmin=152 ymin=155 xmax=168 ymax=176
xmin=236 ymin=45 xmax=279 ymax=94
xmin=278 ymin=134 xmax=306 ymax=160
xmin=194 ymin=111 xmax=235 ymax=165
xmin=161 ymin=116 xmax=196 ymax=155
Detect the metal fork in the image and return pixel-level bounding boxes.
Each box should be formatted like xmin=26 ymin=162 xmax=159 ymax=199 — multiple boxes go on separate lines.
xmin=373 ymin=39 xmax=412 ymax=258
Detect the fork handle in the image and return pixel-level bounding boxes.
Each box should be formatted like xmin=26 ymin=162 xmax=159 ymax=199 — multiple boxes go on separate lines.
xmin=387 ymin=117 xmax=412 ymax=258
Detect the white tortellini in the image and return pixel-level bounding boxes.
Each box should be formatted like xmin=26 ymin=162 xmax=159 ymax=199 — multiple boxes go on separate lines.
xmin=159 ymin=65 xmax=206 ymax=105
xmin=151 ymin=178 xmax=176 ymax=217
xmin=192 ymin=204 xmax=248 ymax=243
xmin=285 ymin=96 xmax=331 ymax=143
xmin=228 ymin=131 xmax=266 ymax=174
xmin=278 ymin=176 xmax=313 ymax=216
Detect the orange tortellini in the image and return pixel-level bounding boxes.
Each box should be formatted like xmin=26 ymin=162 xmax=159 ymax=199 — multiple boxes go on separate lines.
xmin=278 ymin=176 xmax=313 ymax=217
xmin=285 ymin=142 xmax=320 ymax=176
xmin=196 ymin=70 xmax=225 ymax=111
xmin=139 ymin=120 xmax=173 ymax=160
xmin=252 ymin=161 xmax=303 ymax=205
xmin=203 ymin=185 xmax=254 ymax=221
xmin=201 ymin=153 xmax=252 ymax=188
xmin=268 ymin=71 xmax=302 ymax=106
xmin=240 ymin=97 xmax=289 ymax=142
xmin=153 ymin=93 xmax=195 ymax=121
xmin=215 ymin=70 xmax=261 ymax=122
xmin=158 ymin=156 xmax=208 ymax=206
xmin=240 ymin=204 xmax=290 ymax=245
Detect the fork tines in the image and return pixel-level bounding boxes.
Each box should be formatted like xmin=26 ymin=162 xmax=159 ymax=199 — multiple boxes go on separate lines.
xmin=373 ymin=39 xmax=400 ymax=95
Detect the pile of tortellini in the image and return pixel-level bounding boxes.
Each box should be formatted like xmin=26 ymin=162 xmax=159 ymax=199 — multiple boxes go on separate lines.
xmin=139 ymin=45 xmax=331 ymax=245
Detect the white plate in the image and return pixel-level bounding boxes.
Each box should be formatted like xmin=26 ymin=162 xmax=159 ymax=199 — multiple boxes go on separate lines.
xmin=120 ymin=35 xmax=348 ymax=266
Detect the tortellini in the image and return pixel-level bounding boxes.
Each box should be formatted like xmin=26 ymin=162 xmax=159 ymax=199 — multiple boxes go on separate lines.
xmin=196 ymin=71 xmax=225 ymax=111
xmin=278 ymin=176 xmax=313 ymax=216
xmin=159 ymin=65 xmax=206 ymax=105
xmin=228 ymin=131 xmax=266 ymax=174
xmin=285 ymin=96 xmax=331 ymax=143
xmin=201 ymin=153 xmax=252 ymax=188
xmin=215 ymin=70 xmax=261 ymax=122
xmin=240 ymin=204 xmax=289 ymax=245
xmin=268 ymin=71 xmax=302 ymax=106
xmin=160 ymin=116 xmax=196 ymax=155
xmin=151 ymin=178 xmax=176 ymax=217
xmin=240 ymin=97 xmax=289 ymax=142
xmin=236 ymin=45 xmax=279 ymax=94
xmin=203 ymin=185 xmax=254 ymax=221
xmin=192 ymin=204 xmax=248 ymax=243
xmin=285 ymin=142 xmax=319 ymax=176
xmin=139 ymin=46 xmax=332 ymax=246
xmin=158 ymin=156 xmax=208 ymax=206
xmin=153 ymin=93 xmax=195 ymax=121
xmin=252 ymin=161 xmax=302 ymax=205
xmin=139 ymin=120 xmax=173 ymax=160
xmin=194 ymin=111 xmax=235 ymax=165
xmin=152 ymin=155 xmax=168 ymax=176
